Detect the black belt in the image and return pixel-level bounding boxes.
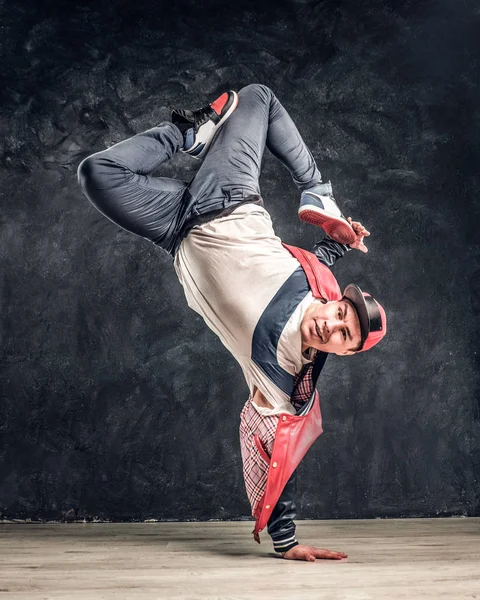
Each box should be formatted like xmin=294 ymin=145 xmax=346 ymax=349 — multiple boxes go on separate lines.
xmin=175 ymin=194 xmax=264 ymax=250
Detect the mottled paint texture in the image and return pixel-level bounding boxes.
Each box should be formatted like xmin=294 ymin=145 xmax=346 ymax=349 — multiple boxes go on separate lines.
xmin=0 ymin=0 xmax=479 ymax=520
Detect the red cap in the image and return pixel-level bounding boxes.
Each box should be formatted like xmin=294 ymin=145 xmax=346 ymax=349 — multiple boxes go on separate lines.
xmin=343 ymin=284 xmax=387 ymax=352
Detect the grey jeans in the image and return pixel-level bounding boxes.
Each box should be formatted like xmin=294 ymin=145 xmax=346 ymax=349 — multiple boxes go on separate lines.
xmin=77 ymin=83 xmax=329 ymax=256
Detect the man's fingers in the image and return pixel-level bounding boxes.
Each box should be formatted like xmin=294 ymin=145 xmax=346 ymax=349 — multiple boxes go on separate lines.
xmin=355 ymin=226 xmax=370 ymax=236
xmin=313 ymin=548 xmax=348 ymax=560
xmin=350 ymin=236 xmax=368 ymax=252
xmin=357 ymin=225 xmax=370 ymax=235
xmin=347 ymin=217 xmax=370 ymax=236
xmin=308 ymin=554 xmax=316 ymax=562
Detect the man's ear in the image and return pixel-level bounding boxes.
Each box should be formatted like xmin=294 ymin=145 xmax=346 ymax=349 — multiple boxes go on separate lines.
xmin=339 ymin=350 xmax=356 ymax=356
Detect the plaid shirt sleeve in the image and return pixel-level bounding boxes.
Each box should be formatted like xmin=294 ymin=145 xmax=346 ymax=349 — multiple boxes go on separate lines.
xmin=239 ymin=397 xmax=278 ymax=520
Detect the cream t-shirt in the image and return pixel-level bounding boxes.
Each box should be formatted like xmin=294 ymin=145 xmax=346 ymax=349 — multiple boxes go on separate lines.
xmin=174 ymin=204 xmax=315 ymax=416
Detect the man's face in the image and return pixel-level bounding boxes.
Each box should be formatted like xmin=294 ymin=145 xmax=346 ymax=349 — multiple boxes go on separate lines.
xmin=300 ymin=299 xmax=362 ymax=356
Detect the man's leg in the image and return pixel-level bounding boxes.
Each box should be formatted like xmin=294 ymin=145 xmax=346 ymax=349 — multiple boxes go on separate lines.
xmin=187 ymin=84 xmax=355 ymax=244
xmin=77 ymin=123 xmax=192 ymax=255
xmin=187 ymin=83 xmax=326 ymax=214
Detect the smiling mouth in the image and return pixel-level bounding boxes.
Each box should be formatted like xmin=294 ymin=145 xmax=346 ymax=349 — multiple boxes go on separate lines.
xmin=315 ymin=320 xmax=326 ymax=343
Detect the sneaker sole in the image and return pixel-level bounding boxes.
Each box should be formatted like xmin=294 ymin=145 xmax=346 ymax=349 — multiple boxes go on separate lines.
xmin=193 ymin=91 xmax=239 ymax=159
xmin=298 ymin=207 xmax=356 ymax=245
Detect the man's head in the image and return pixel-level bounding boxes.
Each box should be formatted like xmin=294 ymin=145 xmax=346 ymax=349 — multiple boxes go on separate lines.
xmin=300 ymin=284 xmax=387 ymax=356
xmin=301 ymin=298 xmax=362 ymax=355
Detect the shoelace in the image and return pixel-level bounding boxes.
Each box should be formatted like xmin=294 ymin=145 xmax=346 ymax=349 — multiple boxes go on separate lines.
xmin=194 ymin=105 xmax=214 ymax=130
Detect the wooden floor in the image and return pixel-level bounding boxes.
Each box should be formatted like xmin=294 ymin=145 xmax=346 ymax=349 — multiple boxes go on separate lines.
xmin=1 ymin=518 xmax=479 ymax=599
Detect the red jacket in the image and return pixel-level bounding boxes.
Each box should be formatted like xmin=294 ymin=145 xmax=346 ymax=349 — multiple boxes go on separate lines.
xmin=249 ymin=244 xmax=342 ymax=539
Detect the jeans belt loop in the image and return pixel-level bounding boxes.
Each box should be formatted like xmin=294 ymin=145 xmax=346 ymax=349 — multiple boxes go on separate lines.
xmin=223 ymin=186 xmax=245 ymax=208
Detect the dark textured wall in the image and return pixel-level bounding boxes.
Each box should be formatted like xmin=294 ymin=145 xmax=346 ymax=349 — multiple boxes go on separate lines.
xmin=1 ymin=0 xmax=479 ymax=521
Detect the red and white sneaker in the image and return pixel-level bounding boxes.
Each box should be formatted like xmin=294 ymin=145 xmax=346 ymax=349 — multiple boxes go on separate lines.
xmin=171 ymin=90 xmax=239 ymax=159
xmin=298 ymin=187 xmax=356 ymax=245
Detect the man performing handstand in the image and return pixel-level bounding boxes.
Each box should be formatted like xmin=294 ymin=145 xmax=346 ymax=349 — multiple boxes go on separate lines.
xmin=77 ymin=84 xmax=387 ymax=562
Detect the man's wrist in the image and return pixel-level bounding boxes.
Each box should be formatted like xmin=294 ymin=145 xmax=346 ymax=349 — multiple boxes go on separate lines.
xmin=273 ymin=535 xmax=299 ymax=554
xmin=280 ymin=541 xmax=299 ymax=557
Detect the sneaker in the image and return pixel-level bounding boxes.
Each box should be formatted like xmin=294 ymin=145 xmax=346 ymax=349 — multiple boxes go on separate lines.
xmin=172 ymin=90 xmax=239 ymax=159
xmin=298 ymin=188 xmax=356 ymax=245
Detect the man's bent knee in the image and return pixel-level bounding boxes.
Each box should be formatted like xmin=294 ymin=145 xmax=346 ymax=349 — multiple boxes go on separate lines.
xmin=77 ymin=154 xmax=119 ymax=199
xmin=241 ymin=83 xmax=274 ymax=99
xmin=77 ymin=155 xmax=99 ymax=193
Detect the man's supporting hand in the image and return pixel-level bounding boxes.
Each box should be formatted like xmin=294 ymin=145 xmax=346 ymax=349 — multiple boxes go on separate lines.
xmin=282 ymin=544 xmax=348 ymax=562
xmin=347 ymin=217 xmax=370 ymax=253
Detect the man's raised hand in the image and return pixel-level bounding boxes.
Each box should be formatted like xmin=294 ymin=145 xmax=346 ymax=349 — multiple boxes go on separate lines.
xmin=347 ymin=217 xmax=370 ymax=253
xmin=282 ymin=544 xmax=348 ymax=562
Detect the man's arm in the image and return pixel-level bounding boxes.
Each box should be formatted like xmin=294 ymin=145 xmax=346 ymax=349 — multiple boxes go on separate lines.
xmin=267 ymin=471 xmax=299 ymax=553
xmin=312 ymin=236 xmax=350 ymax=267
xmin=250 ymin=390 xmax=300 ymax=553
xmin=244 ymin=395 xmax=348 ymax=560
xmin=268 ymin=472 xmax=348 ymax=561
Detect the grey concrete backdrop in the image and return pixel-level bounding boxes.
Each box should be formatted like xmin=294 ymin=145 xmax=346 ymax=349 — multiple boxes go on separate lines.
xmin=1 ymin=0 xmax=479 ymax=521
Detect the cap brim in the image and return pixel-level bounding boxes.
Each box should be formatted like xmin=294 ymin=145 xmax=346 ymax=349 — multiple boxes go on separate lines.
xmin=343 ymin=283 xmax=370 ymax=349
